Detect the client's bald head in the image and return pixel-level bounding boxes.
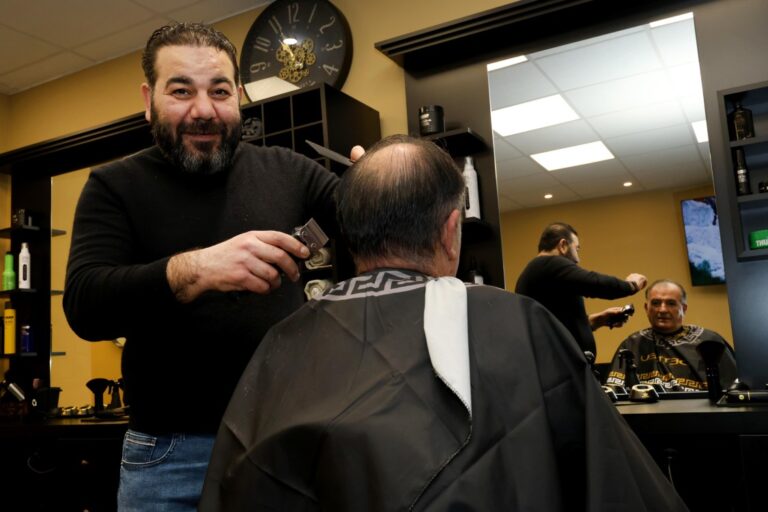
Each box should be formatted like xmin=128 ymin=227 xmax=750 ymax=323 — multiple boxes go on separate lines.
xmin=336 ymin=134 xmax=465 ymax=276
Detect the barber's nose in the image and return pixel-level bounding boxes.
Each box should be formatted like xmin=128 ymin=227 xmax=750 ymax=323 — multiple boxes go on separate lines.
xmin=191 ymin=95 xmax=215 ymax=119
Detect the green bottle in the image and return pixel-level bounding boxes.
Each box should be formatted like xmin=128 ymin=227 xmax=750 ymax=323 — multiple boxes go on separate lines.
xmin=2 ymin=252 xmax=15 ymax=290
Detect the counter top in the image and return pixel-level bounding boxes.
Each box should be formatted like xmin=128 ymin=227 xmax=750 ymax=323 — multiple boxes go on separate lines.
xmin=616 ymin=398 xmax=768 ymax=435
xmin=0 ymin=416 xmax=128 ymax=438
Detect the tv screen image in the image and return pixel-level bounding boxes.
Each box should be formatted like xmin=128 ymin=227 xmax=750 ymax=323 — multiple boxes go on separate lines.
xmin=680 ymin=196 xmax=725 ymax=286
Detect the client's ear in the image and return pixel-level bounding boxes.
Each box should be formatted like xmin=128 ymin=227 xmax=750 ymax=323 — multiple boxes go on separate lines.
xmin=441 ymin=209 xmax=462 ymax=261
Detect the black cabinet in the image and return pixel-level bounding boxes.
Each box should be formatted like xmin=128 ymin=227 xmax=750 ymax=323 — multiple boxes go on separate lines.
xmin=719 ymin=82 xmax=768 ymax=261
xmin=0 ymin=419 xmax=126 ymax=512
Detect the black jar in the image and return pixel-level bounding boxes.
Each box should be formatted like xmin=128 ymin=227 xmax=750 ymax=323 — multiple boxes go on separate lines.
xmin=418 ymin=105 xmax=444 ymax=136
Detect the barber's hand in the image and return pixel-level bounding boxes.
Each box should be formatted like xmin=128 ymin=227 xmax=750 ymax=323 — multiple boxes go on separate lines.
xmin=166 ymin=231 xmax=310 ymax=303
xmin=350 ymin=145 xmax=365 ymax=162
xmin=589 ymin=307 xmax=627 ymax=330
xmin=625 ymin=273 xmax=647 ymax=293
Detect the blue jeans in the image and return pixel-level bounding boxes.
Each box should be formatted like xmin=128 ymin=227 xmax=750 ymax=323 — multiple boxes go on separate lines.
xmin=118 ymin=429 xmax=216 ymax=512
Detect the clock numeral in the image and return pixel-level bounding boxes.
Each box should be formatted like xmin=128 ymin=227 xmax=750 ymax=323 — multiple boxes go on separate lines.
xmin=253 ymin=36 xmax=271 ymax=53
xmin=250 ymin=62 xmax=268 ymax=73
xmin=308 ymin=3 xmax=317 ymax=24
xmin=319 ymin=16 xmax=336 ymax=35
xmin=322 ymin=64 xmax=340 ymax=76
xmin=323 ymin=40 xmax=343 ymax=52
xmin=287 ymin=2 xmax=300 ymax=23
xmin=268 ymin=17 xmax=282 ymax=35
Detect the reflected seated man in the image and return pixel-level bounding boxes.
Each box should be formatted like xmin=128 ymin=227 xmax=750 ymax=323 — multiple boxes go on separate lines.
xmin=199 ymin=135 xmax=687 ymax=512
xmin=606 ymin=279 xmax=737 ymax=392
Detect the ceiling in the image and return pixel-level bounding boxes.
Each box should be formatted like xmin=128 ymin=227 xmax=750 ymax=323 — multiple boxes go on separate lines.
xmin=489 ymin=15 xmax=712 ymax=212
xmin=0 ymin=0 xmax=270 ymax=96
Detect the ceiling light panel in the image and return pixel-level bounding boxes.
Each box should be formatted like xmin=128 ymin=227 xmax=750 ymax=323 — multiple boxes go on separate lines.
xmin=491 ymin=94 xmax=579 ymax=136
xmin=531 ymin=141 xmax=614 ymax=171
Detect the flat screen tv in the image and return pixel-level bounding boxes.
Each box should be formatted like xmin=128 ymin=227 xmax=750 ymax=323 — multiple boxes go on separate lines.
xmin=680 ymin=196 xmax=725 ymax=286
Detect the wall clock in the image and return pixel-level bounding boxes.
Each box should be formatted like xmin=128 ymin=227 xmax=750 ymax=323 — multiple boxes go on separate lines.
xmin=240 ymin=0 xmax=353 ymax=101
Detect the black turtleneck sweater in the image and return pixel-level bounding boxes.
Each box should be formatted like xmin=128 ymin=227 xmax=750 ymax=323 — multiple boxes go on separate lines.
xmin=515 ymin=255 xmax=635 ymax=356
xmin=64 ymin=143 xmax=338 ymax=433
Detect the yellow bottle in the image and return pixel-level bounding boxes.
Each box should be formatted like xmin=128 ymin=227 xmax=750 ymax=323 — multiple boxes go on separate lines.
xmin=3 ymin=301 xmax=16 ymax=355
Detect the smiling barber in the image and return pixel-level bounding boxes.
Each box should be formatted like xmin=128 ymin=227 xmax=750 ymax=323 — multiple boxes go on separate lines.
xmin=63 ymin=22 xmax=344 ymax=511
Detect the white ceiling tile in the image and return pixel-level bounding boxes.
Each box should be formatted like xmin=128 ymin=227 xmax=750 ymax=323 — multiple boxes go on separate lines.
xmin=488 ymin=62 xmax=557 ymax=109
xmin=1 ymin=0 xmax=156 ymax=47
xmin=169 ymin=0 xmax=262 ymax=23
xmin=1 ymin=52 xmax=94 ymax=93
xmin=533 ymin=31 xmax=662 ymax=91
xmin=495 ymin=156 xmax=541 ymax=182
xmin=679 ymin=94 xmax=705 ymax=121
xmin=667 ymin=62 xmax=704 ymax=100
xmin=502 ymin=119 xmax=599 ymax=155
xmin=564 ymin=70 xmax=671 ymax=118
xmin=650 ymin=17 xmax=699 ymax=67
xmin=621 ymin=144 xmax=707 ymax=177
xmin=0 ymin=27 xmax=61 ymax=74
xmin=73 ymin=18 xmax=171 ymax=61
xmin=605 ymin=123 xmax=695 ymax=157
xmin=589 ymin=100 xmax=688 ymax=139
xmin=546 ymin=158 xmax=629 ymax=184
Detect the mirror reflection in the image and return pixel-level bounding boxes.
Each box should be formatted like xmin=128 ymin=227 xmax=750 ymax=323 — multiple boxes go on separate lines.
xmin=488 ymin=13 xmax=733 ymax=362
xmin=51 ymin=169 xmax=122 ymax=406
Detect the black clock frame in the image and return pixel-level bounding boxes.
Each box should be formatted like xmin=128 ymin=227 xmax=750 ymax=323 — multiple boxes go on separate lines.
xmin=240 ymin=0 xmax=353 ymax=101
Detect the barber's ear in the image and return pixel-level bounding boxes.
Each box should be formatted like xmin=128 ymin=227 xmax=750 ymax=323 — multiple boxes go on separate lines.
xmin=441 ymin=209 xmax=462 ymax=260
xmin=141 ymin=83 xmax=153 ymax=123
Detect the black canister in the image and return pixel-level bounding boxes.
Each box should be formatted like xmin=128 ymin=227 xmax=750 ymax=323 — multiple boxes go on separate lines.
xmin=418 ymin=105 xmax=444 ymax=136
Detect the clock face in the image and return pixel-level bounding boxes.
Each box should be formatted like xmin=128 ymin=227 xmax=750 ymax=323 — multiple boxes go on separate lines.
xmin=240 ymin=0 xmax=353 ymax=101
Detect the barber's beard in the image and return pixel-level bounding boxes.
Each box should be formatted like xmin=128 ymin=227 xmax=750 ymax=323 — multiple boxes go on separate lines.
xmin=151 ymin=106 xmax=242 ymax=175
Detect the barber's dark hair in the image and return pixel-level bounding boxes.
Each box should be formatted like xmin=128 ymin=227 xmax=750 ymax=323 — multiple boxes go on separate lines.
xmin=538 ymin=222 xmax=578 ymax=251
xmin=646 ymin=279 xmax=687 ymax=304
xmin=336 ymin=134 xmax=465 ymax=265
xmin=141 ymin=22 xmax=240 ymax=88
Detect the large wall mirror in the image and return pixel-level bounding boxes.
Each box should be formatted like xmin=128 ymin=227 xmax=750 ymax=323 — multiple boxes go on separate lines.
xmin=487 ymin=12 xmax=732 ymax=362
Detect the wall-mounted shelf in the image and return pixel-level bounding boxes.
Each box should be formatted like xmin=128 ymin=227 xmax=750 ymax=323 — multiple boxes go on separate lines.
xmin=719 ymin=81 xmax=768 ymax=262
xmin=422 ymin=127 xmax=488 ymax=157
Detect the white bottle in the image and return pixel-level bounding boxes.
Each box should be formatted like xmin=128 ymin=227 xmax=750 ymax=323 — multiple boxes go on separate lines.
xmin=463 ymin=156 xmax=481 ymax=220
xmin=18 ymin=243 xmax=31 ymax=289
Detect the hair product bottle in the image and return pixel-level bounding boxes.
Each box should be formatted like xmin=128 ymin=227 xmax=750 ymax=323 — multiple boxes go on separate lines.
xmin=463 ymin=156 xmax=481 ymax=220
xmin=732 ymin=102 xmax=755 ymax=140
xmin=2 ymin=252 xmax=15 ymax=291
xmin=3 ymin=302 xmax=16 ymax=356
xmin=735 ymin=148 xmax=752 ymax=196
xmin=18 ymin=243 xmax=31 ymax=290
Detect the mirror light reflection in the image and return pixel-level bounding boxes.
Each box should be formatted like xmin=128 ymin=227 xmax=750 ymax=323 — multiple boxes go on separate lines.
xmin=487 ymin=12 xmax=733 ymax=362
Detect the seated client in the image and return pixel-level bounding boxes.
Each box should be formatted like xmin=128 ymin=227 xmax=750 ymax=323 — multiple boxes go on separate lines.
xmin=199 ymin=135 xmax=687 ymax=511
xmin=606 ymin=279 xmax=737 ymax=392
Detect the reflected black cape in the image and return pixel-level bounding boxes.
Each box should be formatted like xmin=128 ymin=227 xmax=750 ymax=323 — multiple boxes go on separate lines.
xmin=199 ymin=270 xmax=687 ymax=511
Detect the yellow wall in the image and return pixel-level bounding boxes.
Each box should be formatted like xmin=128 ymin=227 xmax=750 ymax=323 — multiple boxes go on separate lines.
xmin=501 ymin=185 xmax=733 ymax=363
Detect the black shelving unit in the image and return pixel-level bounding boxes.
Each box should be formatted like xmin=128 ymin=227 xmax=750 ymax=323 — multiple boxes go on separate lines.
xmin=719 ymin=81 xmax=768 ymax=261
xmin=239 ymin=84 xmax=381 ymax=287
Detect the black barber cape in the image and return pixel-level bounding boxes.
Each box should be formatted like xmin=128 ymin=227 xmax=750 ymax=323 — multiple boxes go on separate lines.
xmin=199 ymin=270 xmax=687 ymax=512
